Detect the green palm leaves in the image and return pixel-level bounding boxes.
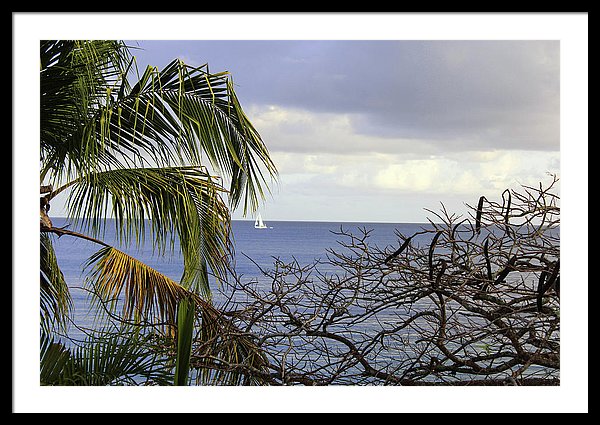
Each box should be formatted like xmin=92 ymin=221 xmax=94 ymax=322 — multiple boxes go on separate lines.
xmin=42 ymin=41 xmax=276 ymax=214
xmin=41 ymin=39 xmax=276 ymax=299
xmin=40 ymin=233 xmax=72 ymax=333
xmin=68 ymin=166 xmax=231 ymax=297
xmin=174 ymin=296 xmax=196 ymax=386
xmin=39 ymin=40 xmax=276 ymax=385
xmin=40 ymin=40 xmax=131 ymax=183
xmin=40 ymin=326 xmax=173 ymax=386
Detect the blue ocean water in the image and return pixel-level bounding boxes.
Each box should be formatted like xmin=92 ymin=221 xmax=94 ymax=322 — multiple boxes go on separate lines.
xmin=49 ymin=217 xmax=433 ymax=338
xmin=47 ymin=217 xmax=558 ymax=383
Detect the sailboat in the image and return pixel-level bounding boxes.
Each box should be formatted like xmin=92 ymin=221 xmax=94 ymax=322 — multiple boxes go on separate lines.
xmin=254 ymin=213 xmax=268 ymax=229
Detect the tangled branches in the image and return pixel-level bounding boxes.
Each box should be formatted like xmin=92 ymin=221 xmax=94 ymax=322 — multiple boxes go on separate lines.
xmin=211 ymin=177 xmax=560 ymax=386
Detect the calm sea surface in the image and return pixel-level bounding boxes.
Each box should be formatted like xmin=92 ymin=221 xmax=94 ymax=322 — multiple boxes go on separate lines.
xmin=48 ymin=217 xmax=557 ymax=383
xmin=50 ymin=217 xmax=434 ymax=339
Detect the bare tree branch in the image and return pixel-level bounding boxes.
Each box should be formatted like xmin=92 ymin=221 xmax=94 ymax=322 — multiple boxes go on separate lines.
xmin=202 ymin=178 xmax=560 ymax=386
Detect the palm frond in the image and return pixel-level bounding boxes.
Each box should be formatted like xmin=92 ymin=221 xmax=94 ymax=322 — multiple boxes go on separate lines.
xmin=116 ymin=59 xmax=277 ymax=214
xmin=44 ymin=53 xmax=277 ymax=214
xmin=40 ymin=233 xmax=72 ymax=333
xmin=84 ymin=246 xmax=189 ymax=327
xmin=40 ymin=40 xmax=132 ymax=183
xmin=40 ymin=324 xmax=173 ymax=386
xmin=65 ymin=166 xmax=232 ymax=296
xmin=174 ymin=296 xmax=195 ymax=385
xmin=83 ymin=247 xmax=269 ymax=384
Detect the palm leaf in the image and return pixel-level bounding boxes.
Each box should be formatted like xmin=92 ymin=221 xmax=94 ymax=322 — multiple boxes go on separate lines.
xmin=40 ymin=40 xmax=132 ymax=183
xmin=65 ymin=166 xmax=232 ymax=297
xmin=40 ymin=233 xmax=72 ymax=332
xmin=84 ymin=246 xmax=225 ymax=330
xmin=51 ymin=55 xmax=277 ymax=214
xmin=40 ymin=332 xmax=72 ymax=385
xmin=174 ymin=296 xmax=196 ymax=386
xmin=84 ymin=246 xmax=189 ymax=327
xmin=83 ymin=247 xmax=269 ymax=384
xmin=40 ymin=325 xmax=173 ymax=386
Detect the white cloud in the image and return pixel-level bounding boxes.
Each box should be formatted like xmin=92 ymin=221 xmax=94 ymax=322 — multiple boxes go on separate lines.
xmin=304 ymin=155 xmax=338 ymax=174
xmin=260 ymin=146 xmax=560 ymax=221
xmin=254 ymin=103 xmax=560 ymax=198
xmin=371 ymin=150 xmax=559 ymax=196
xmin=374 ymin=160 xmax=442 ymax=192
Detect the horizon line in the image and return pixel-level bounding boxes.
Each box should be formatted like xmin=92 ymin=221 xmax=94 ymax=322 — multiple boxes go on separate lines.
xmin=49 ymin=216 xmax=434 ymax=225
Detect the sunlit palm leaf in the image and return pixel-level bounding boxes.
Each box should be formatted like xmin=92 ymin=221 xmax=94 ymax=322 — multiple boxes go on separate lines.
xmin=84 ymin=247 xmax=269 ymax=384
xmin=84 ymin=246 xmax=227 ymax=329
xmin=85 ymin=246 xmax=190 ymax=327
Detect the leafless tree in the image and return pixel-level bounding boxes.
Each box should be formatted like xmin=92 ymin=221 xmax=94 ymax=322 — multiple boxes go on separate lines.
xmin=189 ymin=176 xmax=560 ymax=386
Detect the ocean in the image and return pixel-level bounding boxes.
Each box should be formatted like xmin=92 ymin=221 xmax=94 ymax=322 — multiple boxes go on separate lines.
xmin=47 ymin=217 xmax=558 ymax=384
xmin=49 ymin=217 xmax=434 ymax=340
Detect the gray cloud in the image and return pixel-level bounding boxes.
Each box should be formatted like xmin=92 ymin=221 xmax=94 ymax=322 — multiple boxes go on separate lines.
xmin=129 ymin=40 xmax=559 ymax=153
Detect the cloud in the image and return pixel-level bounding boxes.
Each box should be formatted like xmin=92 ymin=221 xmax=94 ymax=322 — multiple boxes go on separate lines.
xmin=246 ymin=151 xmax=560 ymax=223
xmin=245 ymin=40 xmax=559 ymax=151
xmin=132 ymin=40 xmax=559 ymax=153
xmin=271 ymin=150 xmax=559 ymax=197
xmin=128 ymin=39 xmax=562 ymax=222
xmin=249 ymin=104 xmax=448 ymax=156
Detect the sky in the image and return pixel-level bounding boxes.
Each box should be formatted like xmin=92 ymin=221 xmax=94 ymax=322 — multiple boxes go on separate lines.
xmin=122 ymin=38 xmax=561 ymax=223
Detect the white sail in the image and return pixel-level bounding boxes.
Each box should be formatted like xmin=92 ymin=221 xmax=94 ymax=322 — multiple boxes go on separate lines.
xmin=254 ymin=213 xmax=267 ymax=229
